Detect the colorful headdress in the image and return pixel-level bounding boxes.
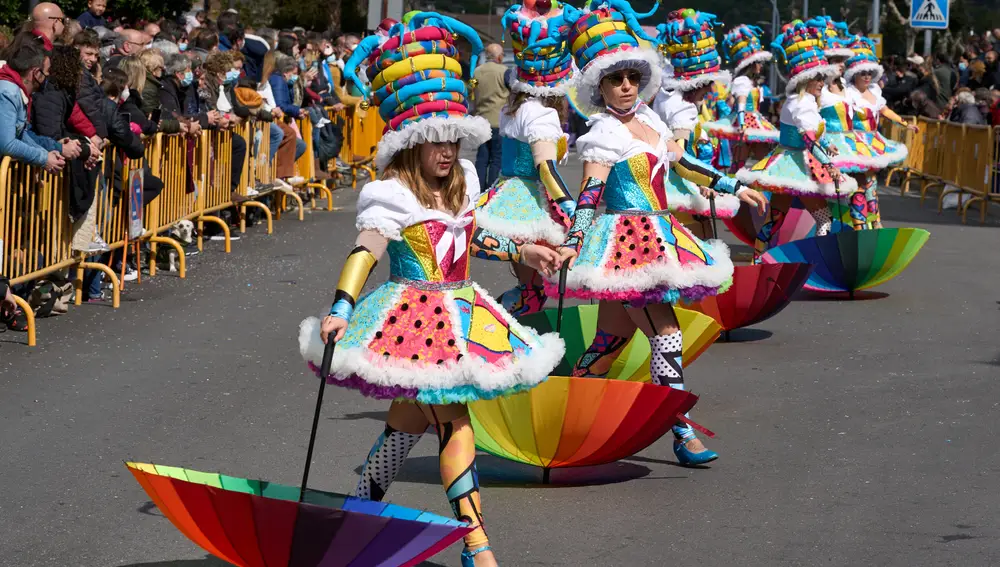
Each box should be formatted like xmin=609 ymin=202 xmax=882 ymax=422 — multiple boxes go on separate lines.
xmin=342 ymin=12 xmax=490 ymax=169
xmin=805 ymin=16 xmax=853 ymax=59
xmin=655 ymin=9 xmax=730 ymax=92
xmin=501 ymin=2 xmax=579 ymax=95
xmin=843 ymin=35 xmax=883 ymax=83
xmin=566 ymin=0 xmax=663 ymax=116
xmin=720 ymin=24 xmax=772 ymax=77
xmin=770 ymin=20 xmax=840 ymax=94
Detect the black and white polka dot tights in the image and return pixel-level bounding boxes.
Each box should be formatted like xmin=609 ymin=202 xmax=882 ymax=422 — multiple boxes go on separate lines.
xmin=354 ymin=425 xmax=422 ymax=501
xmin=649 ymin=331 xmax=683 ymax=387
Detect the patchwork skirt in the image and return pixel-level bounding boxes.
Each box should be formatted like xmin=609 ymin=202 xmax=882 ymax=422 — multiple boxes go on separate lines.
xmin=475 ymin=175 xmax=570 ymax=246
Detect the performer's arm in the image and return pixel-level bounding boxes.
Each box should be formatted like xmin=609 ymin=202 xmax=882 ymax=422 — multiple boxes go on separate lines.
xmin=667 ymin=139 xmax=743 ymax=194
xmin=327 ymin=231 xmax=386 ymax=322
xmin=532 ymin=140 xmax=576 ymax=218
xmin=561 ymin=161 xmax=610 ymax=253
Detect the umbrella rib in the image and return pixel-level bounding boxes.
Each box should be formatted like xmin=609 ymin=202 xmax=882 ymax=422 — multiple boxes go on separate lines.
xmin=202 ymin=474 xmax=255 ymax=567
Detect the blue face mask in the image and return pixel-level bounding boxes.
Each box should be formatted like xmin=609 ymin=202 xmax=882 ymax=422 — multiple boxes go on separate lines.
xmin=224 ymin=69 xmax=239 ymax=85
xmin=180 ymin=70 xmax=193 ymax=87
xmin=326 ymin=55 xmax=337 ymax=65
xmin=288 ymin=75 xmax=299 ymax=85
xmin=959 ymin=62 xmax=968 ymax=71
xmin=178 ymin=42 xmax=188 ymax=52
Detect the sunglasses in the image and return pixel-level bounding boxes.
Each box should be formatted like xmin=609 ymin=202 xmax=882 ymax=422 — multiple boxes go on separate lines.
xmin=605 ymin=71 xmax=642 ymax=87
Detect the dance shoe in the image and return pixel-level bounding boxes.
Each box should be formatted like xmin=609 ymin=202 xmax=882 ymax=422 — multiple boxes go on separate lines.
xmin=673 ymin=439 xmax=719 ymax=466
xmin=461 ymin=545 xmax=494 ymax=567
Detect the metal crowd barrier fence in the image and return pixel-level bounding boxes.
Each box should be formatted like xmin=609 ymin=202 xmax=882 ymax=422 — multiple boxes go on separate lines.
xmin=883 ymin=116 xmax=998 ymax=224
xmin=2 ymin=109 xmax=384 ymax=346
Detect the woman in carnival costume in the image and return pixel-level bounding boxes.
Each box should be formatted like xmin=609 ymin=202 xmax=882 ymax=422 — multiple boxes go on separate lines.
xmin=702 ymin=24 xmax=780 ymax=171
xmin=478 ymin=0 xmax=580 ymax=317
xmin=841 ymin=35 xmax=915 ymax=230
xmin=556 ymin=1 xmax=767 ymax=465
xmin=736 ymin=21 xmax=858 ymax=257
xmin=299 ymin=13 xmax=565 ymax=567
xmin=650 ymin=9 xmax=742 ymax=239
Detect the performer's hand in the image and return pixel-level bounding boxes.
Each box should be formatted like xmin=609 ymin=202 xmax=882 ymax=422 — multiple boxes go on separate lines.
xmin=521 ymin=244 xmax=562 ymax=278
xmin=320 ymin=315 xmax=348 ymax=344
xmin=699 ymin=187 xmax=718 ymax=200
xmin=907 ymin=124 xmax=919 ymax=132
xmin=826 ymin=145 xmax=839 ymax=157
xmin=738 ymin=188 xmax=768 ymax=216
xmin=556 ymin=246 xmax=579 ymax=269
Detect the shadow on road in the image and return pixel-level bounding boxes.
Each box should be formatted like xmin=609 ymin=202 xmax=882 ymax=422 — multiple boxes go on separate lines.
xmin=718 ymin=328 xmax=773 ymax=343
xmin=328 ymin=410 xmax=388 ymax=422
xmin=356 ymin=454 xmax=651 ymax=488
xmin=796 ymin=290 xmax=890 ymax=302
xmin=117 ymin=557 xmax=449 ymax=567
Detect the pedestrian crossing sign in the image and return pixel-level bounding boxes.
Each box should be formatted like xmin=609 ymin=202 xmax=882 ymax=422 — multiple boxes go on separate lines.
xmin=910 ymin=0 xmax=948 ymax=30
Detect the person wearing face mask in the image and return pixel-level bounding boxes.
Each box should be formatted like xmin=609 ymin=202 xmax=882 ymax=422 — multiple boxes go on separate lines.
xmin=158 ymin=53 xmax=203 ymax=136
xmin=0 ymin=42 xmax=67 ymax=173
xmin=268 ymin=54 xmax=303 ymax=119
xmin=736 ymin=21 xmax=859 ymax=253
xmin=555 ymin=4 xmax=764 ymax=468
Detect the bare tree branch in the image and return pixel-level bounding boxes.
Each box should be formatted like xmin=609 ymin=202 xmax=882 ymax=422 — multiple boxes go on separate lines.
xmin=885 ymin=0 xmax=907 ymax=25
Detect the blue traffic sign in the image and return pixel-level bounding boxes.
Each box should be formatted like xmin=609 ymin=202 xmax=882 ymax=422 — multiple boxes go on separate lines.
xmin=910 ymin=0 xmax=949 ymax=30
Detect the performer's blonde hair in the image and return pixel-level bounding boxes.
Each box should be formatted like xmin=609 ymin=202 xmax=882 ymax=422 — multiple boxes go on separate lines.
xmin=383 ymin=143 xmax=466 ymax=215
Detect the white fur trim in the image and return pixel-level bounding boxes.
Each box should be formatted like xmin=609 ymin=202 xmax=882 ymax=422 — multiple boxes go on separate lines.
xmin=832 ymin=144 xmax=909 ymax=170
xmin=475 ymin=209 xmax=567 ymax=246
xmin=844 ymin=61 xmax=884 ymax=84
xmin=298 ymin=286 xmax=565 ymax=392
xmin=510 ymin=75 xmax=571 ymax=97
xmin=375 ymin=115 xmax=492 ymax=170
xmin=669 ymin=190 xmax=741 ymax=218
xmin=735 ymin=167 xmax=859 ymax=196
xmin=785 ymin=64 xmax=842 ymax=94
xmin=825 ymin=48 xmax=855 ymax=59
xmin=701 ymin=121 xmax=779 ymax=142
xmin=733 ymin=51 xmax=773 ymax=76
xmin=663 ymin=70 xmax=732 ymax=93
xmin=571 ymin=48 xmax=664 ymax=117
xmin=356 ymin=218 xmax=403 ymax=241
xmin=566 ymin=238 xmax=734 ymax=294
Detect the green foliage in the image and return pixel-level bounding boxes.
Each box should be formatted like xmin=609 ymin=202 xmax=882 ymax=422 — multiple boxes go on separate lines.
xmin=0 ymin=0 xmax=24 ymax=29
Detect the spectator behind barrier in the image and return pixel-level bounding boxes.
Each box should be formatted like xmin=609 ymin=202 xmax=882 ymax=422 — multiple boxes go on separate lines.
xmin=0 ymin=41 xmax=66 ymax=172
xmin=200 ymin=50 xmax=248 ymax=201
xmin=159 ymin=53 xmax=203 ymax=135
xmin=29 ymin=2 xmax=65 ymax=50
xmin=948 ymin=89 xmax=986 ymax=125
xmin=269 ymin=54 xmax=301 ymax=118
xmin=909 ymin=90 xmax=943 ymax=120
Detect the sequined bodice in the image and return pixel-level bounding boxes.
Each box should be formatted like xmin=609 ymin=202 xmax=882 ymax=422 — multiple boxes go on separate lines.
xmin=743 ymin=88 xmax=761 ymax=113
xmin=852 ymin=106 xmax=878 ymax=132
xmin=604 ymin=152 xmax=668 ymax=212
xmin=819 ymin=100 xmax=853 ymax=133
xmin=387 ymin=215 xmax=474 ymax=282
xmin=500 ymin=138 xmax=537 ymax=178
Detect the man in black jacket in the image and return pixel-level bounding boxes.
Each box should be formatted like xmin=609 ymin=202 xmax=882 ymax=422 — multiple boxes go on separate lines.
xmin=72 ymin=31 xmax=108 ymax=146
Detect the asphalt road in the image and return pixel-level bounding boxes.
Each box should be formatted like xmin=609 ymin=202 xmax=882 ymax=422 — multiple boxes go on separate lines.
xmin=2 ymin=156 xmax=998 ymax=567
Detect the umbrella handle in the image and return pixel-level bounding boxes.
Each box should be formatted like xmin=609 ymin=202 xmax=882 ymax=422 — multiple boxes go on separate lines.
xmin=832 ymin=174 xmax=842 ymax=235
xmin=300 ymin=339 xmax=336 ymax=502
xmin=555 ymin=259 xmax=569 ymax=334
xmin=708 ymin=194 xmax=719 ymax=240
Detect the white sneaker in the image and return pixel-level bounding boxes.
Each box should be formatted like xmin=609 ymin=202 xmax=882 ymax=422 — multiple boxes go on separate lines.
xmin=123 ymin=267 xmax=139 ymax=282
xmin=246 ymin=186 xmax=260 ymax=197
xmin=210 ymin=234 xmax=241 ymax=241
xmin=286 ymin=176 xmax=306 ymax=185
xmin=85 ymin=235 xmax=111 ymax=254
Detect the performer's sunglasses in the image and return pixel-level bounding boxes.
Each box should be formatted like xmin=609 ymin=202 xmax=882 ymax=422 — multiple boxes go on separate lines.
xmin=605 ymin=71 xmax=643 ymax=87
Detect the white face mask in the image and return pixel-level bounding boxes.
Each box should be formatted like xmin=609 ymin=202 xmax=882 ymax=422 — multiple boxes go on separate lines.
xmin=322 ymin=46 xmax=333 ymax=56
xmin=121 ymin=88 xmax=130 ymax=103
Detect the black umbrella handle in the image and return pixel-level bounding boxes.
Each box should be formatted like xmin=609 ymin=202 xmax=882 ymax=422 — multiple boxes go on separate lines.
xmin=300 ymin=338 xmax=336 ymax=502
xmin=556 ymin=259 xmax=569 ymax=334
xmin=833 ymin=173 xmax=842 ymax=235
xmin=708 ymin=194 xmax=719 ymax=240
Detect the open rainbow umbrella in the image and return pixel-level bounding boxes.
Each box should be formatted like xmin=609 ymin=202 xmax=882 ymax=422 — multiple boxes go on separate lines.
xmin=724 ymin=196 xmax=853 ymax=249
xmin=469 ymin=376 xmax=707 ymax=474
xmin=682 ymin=263 xmax=813 ymax=340
xmin=519 ymin=304 xmax=722 ymax=380
xmin=126 ymin=462 xmax=471 ymax=567
xmin=760 ymin=227 xmax=930 ymax=296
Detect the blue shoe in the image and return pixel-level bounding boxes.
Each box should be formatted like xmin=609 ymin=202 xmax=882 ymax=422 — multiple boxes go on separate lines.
xmin=673 ymin=439 xmax=719 ymax=466
xmin=461 ymin=545 xmax=493 ymax=567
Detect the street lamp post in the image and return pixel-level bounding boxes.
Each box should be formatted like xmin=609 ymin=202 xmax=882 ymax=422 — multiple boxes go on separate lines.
xmin=769 ymin=0 xmax=779 ymax=94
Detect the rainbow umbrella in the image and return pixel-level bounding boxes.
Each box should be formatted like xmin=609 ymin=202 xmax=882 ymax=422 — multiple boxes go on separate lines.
xmin=682 ymin=263 xmax=813 ymax=340
xmin=126 ymin=462 xmax=471 ymax=567
xmin=469 ymin=376 xmax=707 ymax=474
xmin=724 ymin=196 xmax=853 ymax=249
xmin=760 ymin=227 xmax=930 ymax=296
xmin=519 ymin=304 xmax=722 ymax=380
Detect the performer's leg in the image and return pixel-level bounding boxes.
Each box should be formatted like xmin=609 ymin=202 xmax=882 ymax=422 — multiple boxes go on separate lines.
xmin=864 ymin=173 xmax=882 ymax=229
xmin=624 ymin=302 xmax=717 ymax=464
xmin=497 ymin=263 xmax=547 ymax=317
xmin=571 ymin=301 xmax=635 ymax=377
xmin=849 ymin=174 xmax=869 ymax=230
xmin=422 ymin=404 xmax=496 ymax=566
xmin=754 ymin=193 xmax=792 ymax=259
xmin=802 ymin=197 xmax=833 ymax=236
xmin=354 ymin=401 xmax=427 ymax=501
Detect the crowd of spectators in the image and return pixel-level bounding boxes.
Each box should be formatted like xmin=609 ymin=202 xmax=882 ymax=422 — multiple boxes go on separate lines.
xmin=0 ymin=1 xmax=365 ymax=330
xmin=883 ymin=29 xmax=1000 ymax=126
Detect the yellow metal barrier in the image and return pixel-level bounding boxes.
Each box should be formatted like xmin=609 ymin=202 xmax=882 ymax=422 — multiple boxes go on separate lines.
xmin=239 ymin=120 xmax=274 ymax=234
xmin=195 ymin=129 xmax=234 ymax=252
xmin=145 ymin=133 xmax=194 ymax=278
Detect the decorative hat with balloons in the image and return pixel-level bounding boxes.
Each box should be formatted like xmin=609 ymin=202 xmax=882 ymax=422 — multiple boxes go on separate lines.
xmin=843 ymin=35 xmax=883 ymax=83
xmin=770 ymin=20 xmax=841 ymax=94
xmin=721 ymin=24 xmax=772 ymax=76
xmin=805 ymin=16 xmax=854 ymax=59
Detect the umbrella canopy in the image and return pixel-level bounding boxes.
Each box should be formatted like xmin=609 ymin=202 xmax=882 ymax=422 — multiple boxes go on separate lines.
xmin=126 ymin=462 xmax=471 ymax=567
xmin=723 ymin=196 xmax=853 ymax=249
xmin=760 ymin=228 xmax=930 ymax=294
xmin=469 ymin=376 xmax=700 ymax=469
xmin=518 ymin=304 xmax=721 ymax=380
xmin=682 ymin=263 xmax=813 ymax=332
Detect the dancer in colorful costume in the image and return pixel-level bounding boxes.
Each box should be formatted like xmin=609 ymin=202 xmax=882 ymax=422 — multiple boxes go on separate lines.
xmin=736 ymin=20 xmax=858 ymax=258
xmin=479 ymin=0 xmax=579 ymax=316
xmin=558 ymin=1 xmax=767 ymax=465
xmin=702 ymin=24 xmax=780 ymax=171
xmin=651 ymin=9 xmax=741 ymax=238
xmin=299 ymin=14 xmax=566 ymax=566
xmin=842 ymin=35 xmax=915 ymax=230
